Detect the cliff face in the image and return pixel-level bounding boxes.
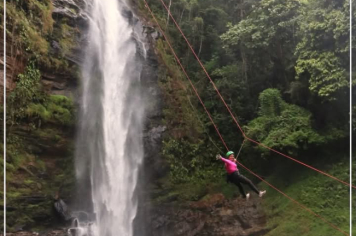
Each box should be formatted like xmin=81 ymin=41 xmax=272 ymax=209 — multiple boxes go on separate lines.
xmin=3 ymin=0 xmax=88 ymax=232
xmin=2 ymin=0 xmax=167 ymax=232
xmin=41 ymin=0 xmax=88 ymax=97
xmin=149 ymin=194 xmax=269 ymax=236
xmin=2 ymin=0 xmax=87 ymax=98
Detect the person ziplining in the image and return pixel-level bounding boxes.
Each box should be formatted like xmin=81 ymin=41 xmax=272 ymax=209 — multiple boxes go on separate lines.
xmin=216 ymin=151 xmax=266 ymax=200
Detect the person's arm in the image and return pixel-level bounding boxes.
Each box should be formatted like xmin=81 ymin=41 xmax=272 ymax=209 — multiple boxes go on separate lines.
xmin=216 ymin=154 xmax=236 ymax=165
xmin=219 ymin=156 xmax=235 ymax=165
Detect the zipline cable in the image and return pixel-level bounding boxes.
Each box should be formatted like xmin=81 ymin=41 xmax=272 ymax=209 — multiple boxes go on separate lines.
xmin=143 ymin=2 xmax=350 ymax=235
xmin=156 ymin=0 xmax=355 ymax=190
xmin=235 ymin=139 xmax=246 ymax=159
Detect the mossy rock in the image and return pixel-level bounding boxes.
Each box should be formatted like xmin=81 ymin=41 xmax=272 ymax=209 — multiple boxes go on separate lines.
xmin=25 ymin=95 xmax=75 ymax=127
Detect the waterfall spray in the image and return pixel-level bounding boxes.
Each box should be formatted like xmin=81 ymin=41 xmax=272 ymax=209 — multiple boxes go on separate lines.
xmin=75 ymin=0 xmax=146 ymax=235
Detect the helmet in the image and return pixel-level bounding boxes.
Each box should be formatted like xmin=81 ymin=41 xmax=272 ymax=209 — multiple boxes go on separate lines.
xmin=225 ymin=151 xmax=234 ymax=157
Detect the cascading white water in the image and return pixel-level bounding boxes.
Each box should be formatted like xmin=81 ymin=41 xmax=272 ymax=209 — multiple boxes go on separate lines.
xmin=75 ymin=0 xmax=146 ymax=235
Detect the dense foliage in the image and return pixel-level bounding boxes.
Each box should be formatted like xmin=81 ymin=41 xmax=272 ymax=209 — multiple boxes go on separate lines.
xmin=139 ymin=2 xmax=354 ymax=234
xmin=245 ymin=88 xmax=325 ymax=156
xmin=141 ymin=0 xmax=353 ymax=183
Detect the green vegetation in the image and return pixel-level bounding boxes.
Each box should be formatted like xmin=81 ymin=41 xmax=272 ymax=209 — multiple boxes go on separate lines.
xmin=7 ymin=62 xmax=75 ymax=128
xmin=5 ymin=68 xmax=75 ymax=230
xmin=261 ymin=159 xmax=354 ymax=236
xmin=3 ymin=0 xmax=79 ymax=72
xmin=8 ymin=62 xmax=45 ymax=123
xmin=155 ymin=37 xmax=225 ymax=185
xmin=6 ymin=118 xmax=76 ymax=231
xmin=3 ymin=0 xmax=79 ymax=231
xmin=4 ymin=1 xmax=52 ymax=56
xmin=26 ymin=95 xmax=75 ymax=127
xmin=141 ymin=0 xmax=354 ymax=234
xmin=246 ymin=88 xmax=325 ymax=156
xmin=142 ymin=0 xmax=353 ymax=187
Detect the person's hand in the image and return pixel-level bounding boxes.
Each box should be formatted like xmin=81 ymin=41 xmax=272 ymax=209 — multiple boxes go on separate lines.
xmin=216 ymin=154 xmax=222 ymax=160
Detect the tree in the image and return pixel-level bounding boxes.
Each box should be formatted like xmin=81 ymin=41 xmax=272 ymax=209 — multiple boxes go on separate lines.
xmin=221 ymin=0 xmax=301 ymax=92
xmin=245 ymin=89 xmax=324 ymax=156
xmin=295 ymin=0 xmax=349 ymax=101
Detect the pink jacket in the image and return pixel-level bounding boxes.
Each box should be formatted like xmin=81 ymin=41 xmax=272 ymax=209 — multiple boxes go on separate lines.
xmin=220 ymin=158 xmax=238 ymax=174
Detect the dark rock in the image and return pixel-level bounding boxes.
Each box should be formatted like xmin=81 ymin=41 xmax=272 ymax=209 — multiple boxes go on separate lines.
xmin=14 ymin=224 xmax=26 ymax=232
xmin=51 ymin=41 xmax=61 ymax=54
xmin=42 ymin=230 xmax=67 ymax=236
xmin=51 ymin=0 xmax=89 ymax=28
xmin=38 ymin=172 xmax=51 ymax=180
xmin=41 ymin=71 xmax=78 ymax=97
xmin=53 ymin=199 xmax=73 ymax=221
xmin=122 ymin=7 xmax=134 ymax=25
xmin=147 ymin=195 xmax=271 ymax=236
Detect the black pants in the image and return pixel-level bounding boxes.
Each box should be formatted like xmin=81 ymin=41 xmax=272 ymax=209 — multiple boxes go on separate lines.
xmin=227 ymin=171 xmax=259 ymax=198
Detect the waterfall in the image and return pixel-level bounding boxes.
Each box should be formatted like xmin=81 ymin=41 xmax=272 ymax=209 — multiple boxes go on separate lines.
xmin=75 ymin=0 xmax=146 ymax=235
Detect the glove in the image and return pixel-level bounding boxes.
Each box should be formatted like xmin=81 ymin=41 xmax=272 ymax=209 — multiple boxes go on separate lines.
xmin=216 ymin=154 xmax=222 ymax=160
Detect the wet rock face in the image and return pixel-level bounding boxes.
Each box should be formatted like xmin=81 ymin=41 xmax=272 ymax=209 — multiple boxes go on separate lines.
xmin=149 ymin=194 xmax=270 ymax=236
xmin=2 ymin=0 xmax=89 ymax=97
xmin=52 ymin=0 xmax=88 ymax=27
xmin=40 ymin=0 xmax=89 ymax=97
xmin=127 ymin=7 xmax=167 ymax=181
